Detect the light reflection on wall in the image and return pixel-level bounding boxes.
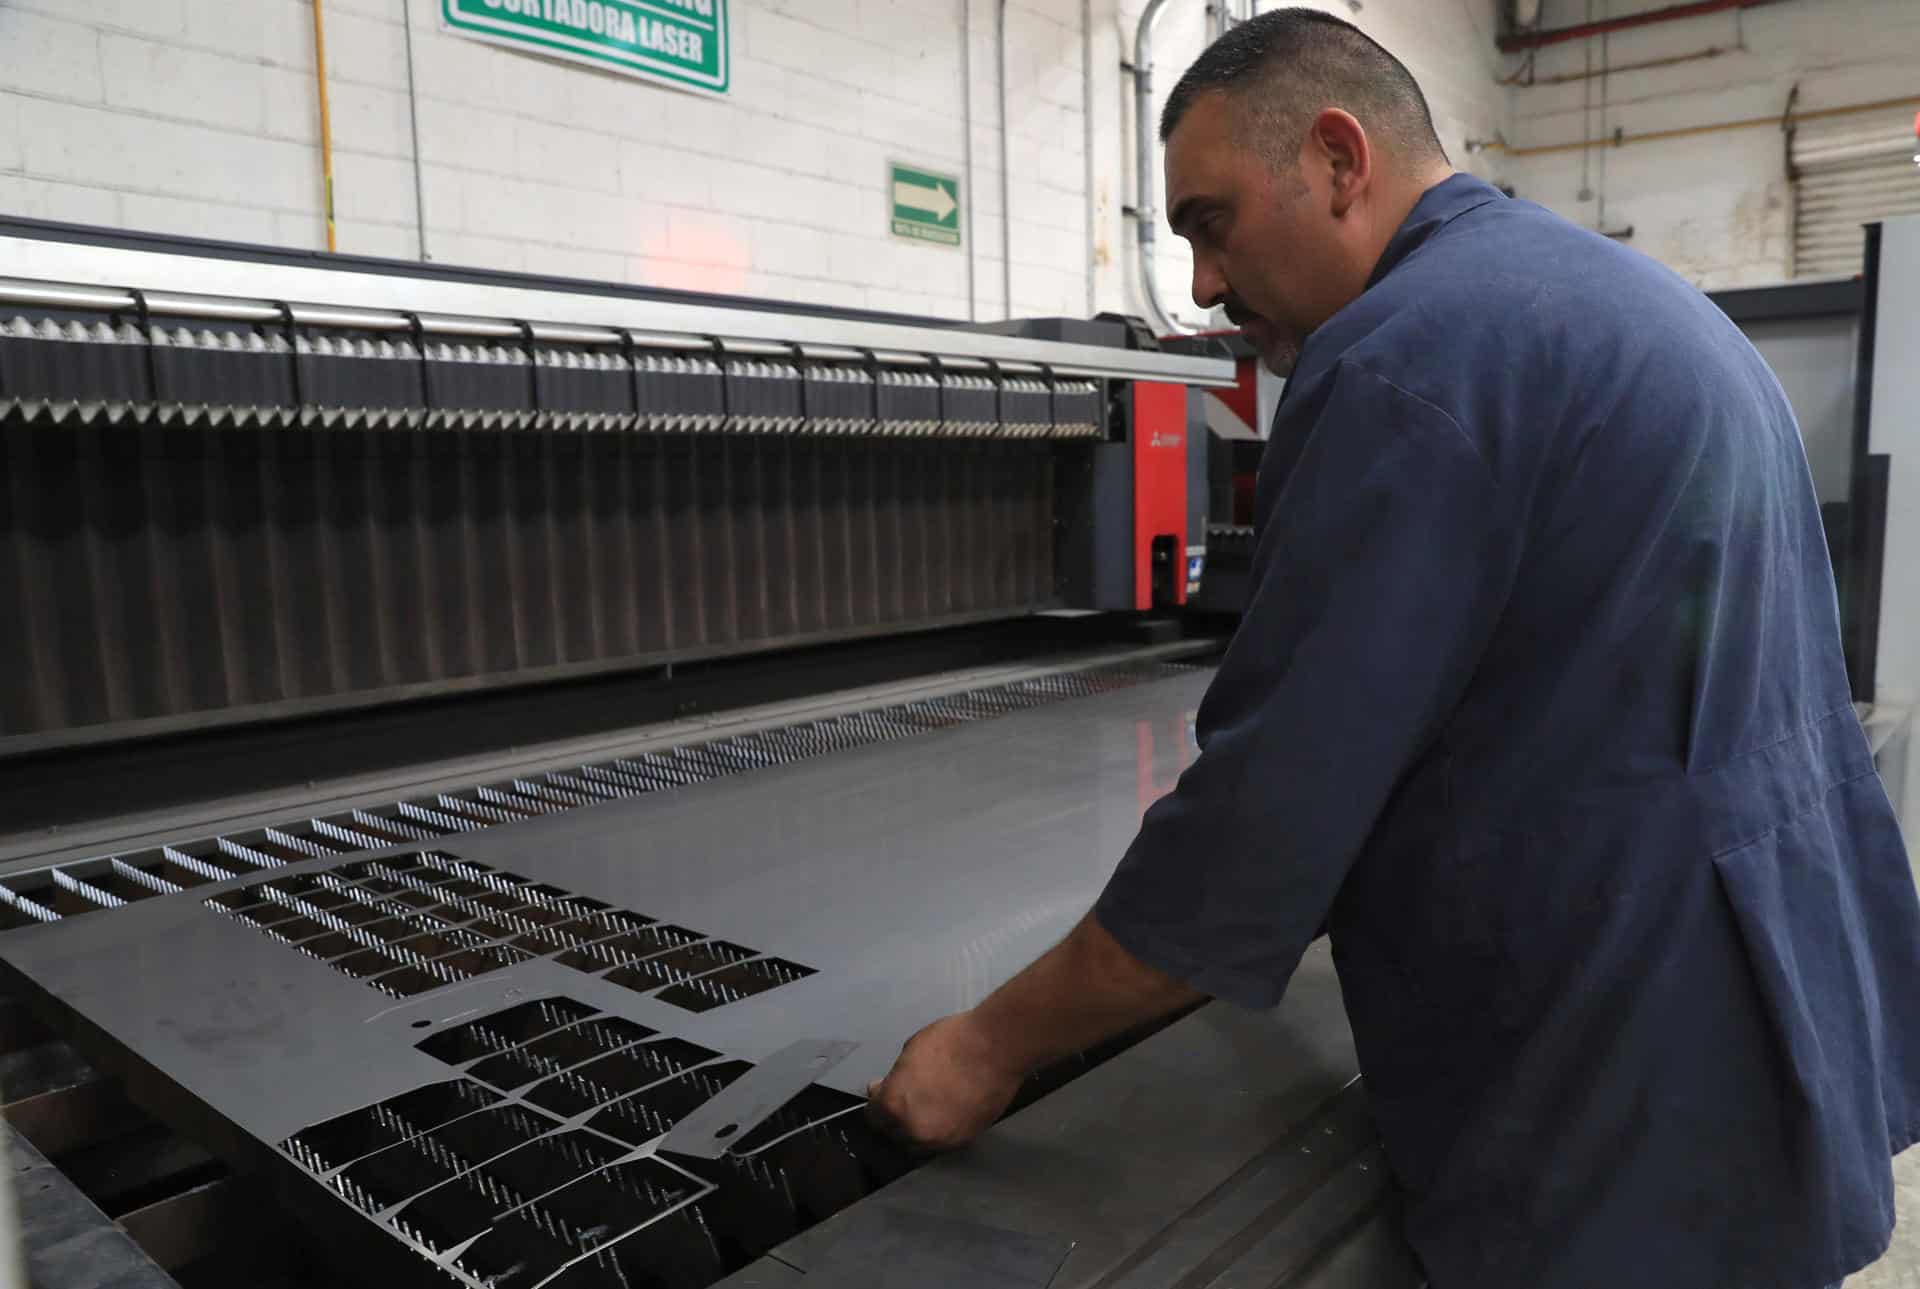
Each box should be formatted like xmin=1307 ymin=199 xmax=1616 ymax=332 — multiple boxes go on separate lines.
xmin=637 ymin=224 xmax=751 ymax=295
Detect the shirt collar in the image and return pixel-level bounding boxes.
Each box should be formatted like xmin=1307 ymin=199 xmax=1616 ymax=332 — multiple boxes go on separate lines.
xmin=1364 ymin=173 xmax=1504 ymax=290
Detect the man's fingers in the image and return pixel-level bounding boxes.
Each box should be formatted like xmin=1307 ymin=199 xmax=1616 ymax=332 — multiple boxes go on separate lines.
xmin=865 ymin=1077 xmax=944 ymax=1154
xmin=865 ymin=1077 xmax=905 ymax=1130
xmin=866 ymin=1095 xmax=923 ymax=1150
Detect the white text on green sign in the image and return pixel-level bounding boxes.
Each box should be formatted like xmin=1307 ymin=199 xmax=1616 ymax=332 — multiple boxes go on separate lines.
xmin=890 ymin=163 xmax=961 ymax=247
xmin=443 ymin=0 xmax=729 ymax=95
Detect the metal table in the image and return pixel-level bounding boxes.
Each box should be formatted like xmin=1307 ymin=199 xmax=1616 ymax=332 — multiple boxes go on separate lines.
xmin=0 ymin=663 xmax=1416 ymax=1288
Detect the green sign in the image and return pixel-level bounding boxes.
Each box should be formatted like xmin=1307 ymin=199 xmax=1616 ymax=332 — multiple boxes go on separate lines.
xmin=443 ymin=0 xmax=728 ymax=95
xmin=889 ymin=162 xmax=961 ymax=248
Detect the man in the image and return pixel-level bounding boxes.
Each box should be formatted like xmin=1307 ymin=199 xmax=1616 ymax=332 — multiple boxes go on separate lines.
xmin=866 ymin=10 xmax=1920 ymax=1289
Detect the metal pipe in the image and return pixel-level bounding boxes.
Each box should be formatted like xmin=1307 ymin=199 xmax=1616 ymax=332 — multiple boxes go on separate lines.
xmin=1132 ymin=0 xmax=1184 ymax=337
xmin=1521 ymin=44 xmax=1728 ymax=86
xmin=997 ymin=0 xmax=1012 ymax=319
xmin=1497 ymin=0 xmax=1768 ymax=52
xmin=1487 ymin=92 xmax=1920 ymax=158
xmin=310 ymin=0 xmax=338 ymax=252
xmin=400 ymin=0 xmax=430 ymax=260
xmin=1082 ymin=0 xmax=1096 ymax=316
xmin=1597 ymin=13 xmax=1612 ymax=232
xmin=963 ymin=0 xmax=978 ymax=321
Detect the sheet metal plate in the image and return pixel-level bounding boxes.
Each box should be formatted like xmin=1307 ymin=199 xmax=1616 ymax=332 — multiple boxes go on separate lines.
xmin=0 ymin=668 xmax=1410 ymax=1286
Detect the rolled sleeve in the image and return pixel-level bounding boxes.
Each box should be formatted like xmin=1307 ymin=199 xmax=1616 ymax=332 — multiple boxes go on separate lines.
xmin=1096 ymin=363 xmax=1517 ymax=1009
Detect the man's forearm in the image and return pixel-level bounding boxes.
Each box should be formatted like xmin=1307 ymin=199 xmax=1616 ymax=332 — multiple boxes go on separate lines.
xmin=866 ymin=910 xmax=1208 ymax=1149
xmin=969 ymin=911 xmax=1206 ymax=1079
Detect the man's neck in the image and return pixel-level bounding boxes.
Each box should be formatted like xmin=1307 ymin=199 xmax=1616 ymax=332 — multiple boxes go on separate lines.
xmin=1359 ymin=165 xmax=1459 ymax=274
xmin=1389 ymin=165 xmax=1459 ymax=226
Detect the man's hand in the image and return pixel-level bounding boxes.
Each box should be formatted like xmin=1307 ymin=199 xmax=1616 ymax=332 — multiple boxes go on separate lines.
xmin=866 ymin=1011 xmax=1024 ymax=1152
xmin=865 ymin=914 xmax=1203 ymax=1153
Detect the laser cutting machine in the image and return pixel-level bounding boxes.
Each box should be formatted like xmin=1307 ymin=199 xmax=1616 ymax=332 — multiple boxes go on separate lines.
xmin=0 ymin=219 xmax=1417 ymax=1289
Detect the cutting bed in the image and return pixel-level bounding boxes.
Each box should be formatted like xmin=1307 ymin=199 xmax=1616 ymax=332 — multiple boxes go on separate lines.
xmin=0 ymin=659 xmax=1416 ymax=1289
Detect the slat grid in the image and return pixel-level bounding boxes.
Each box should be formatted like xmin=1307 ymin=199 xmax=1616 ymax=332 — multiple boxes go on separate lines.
xmin=0 ymin=658 xmax=1199 ymax=935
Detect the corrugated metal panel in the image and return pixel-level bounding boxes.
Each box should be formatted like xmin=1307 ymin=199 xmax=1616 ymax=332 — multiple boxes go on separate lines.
xmin=0 ymin=421 xmax=1060 ymax=751
xmin=1792 ymin=113 xmax=1920 ymax=279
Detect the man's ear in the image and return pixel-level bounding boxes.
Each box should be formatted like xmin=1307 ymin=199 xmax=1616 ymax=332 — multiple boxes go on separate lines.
xmin=1310 ymin=108 xmax=1372 ymax=217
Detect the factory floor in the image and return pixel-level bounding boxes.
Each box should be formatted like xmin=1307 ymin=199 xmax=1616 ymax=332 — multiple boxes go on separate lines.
xmin=1855 ymin=1150 xmax=1920 ymax=1286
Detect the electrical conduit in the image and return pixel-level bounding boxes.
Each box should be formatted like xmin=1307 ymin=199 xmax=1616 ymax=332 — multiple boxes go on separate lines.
xmin=311 ymin=0 xmax=338 ymax=252
xmin=1132 ymin=0 xmax=1185 ymax=337
xmin=1490 ymin=93 xmax=1920 ymax=158
xmin=998 ymin=0 xmax=1013 ymax=319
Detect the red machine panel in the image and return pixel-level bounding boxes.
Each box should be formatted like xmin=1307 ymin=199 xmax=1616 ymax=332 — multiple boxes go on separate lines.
xmin=1131 ymin=381 xmax=1189 ymax=610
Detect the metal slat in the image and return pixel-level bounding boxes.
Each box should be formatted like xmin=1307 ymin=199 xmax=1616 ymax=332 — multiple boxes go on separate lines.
xmin=352 ymin=809 xmax=446 ymax=842
xmin=473 ymin=785 xmax=564 ymax=816
xmin=514 ymin=779 xmax=599 ymax=809
xmin=543 ymin=771 xmax=635 ymax=801
xmin=397 ymin=801 xmax=487 ymax=833
xmin=214 ymin=837 xmax=287 ymax=868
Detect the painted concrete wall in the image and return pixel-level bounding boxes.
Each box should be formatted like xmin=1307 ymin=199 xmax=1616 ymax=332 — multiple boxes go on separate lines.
xmin=0 ymin=0 xmax=1504 ymax=327
xmin=0 ymin=0 xmax=1090 ymax=319
xmin=1495 ymin=0 xmax=1920 ymax=289
xmin=3 ymin=0 xmax=1911 ymax=315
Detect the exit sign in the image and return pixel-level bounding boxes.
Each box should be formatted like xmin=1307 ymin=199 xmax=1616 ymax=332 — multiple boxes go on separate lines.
xmin=443 ymin=0 xmax=729 ymax=96
xmin=889 ymin=162 xmax=961 ymax=248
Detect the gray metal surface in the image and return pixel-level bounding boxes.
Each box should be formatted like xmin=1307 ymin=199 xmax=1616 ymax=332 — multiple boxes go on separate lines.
xmin=1868 ymin=216 xmax=1920 ymax=834
xmin=0 ymin=657 xmax=1202 ymax=928
xmin=3 ymin=670 xmax=1219 ymax=1132
xmin=8 ymin=1121 xmax=180 ymax=1289
xmin=0 ymin=640 xmax=1206 ymax=872
xmin=0 ymin=238 xmax=1236 ymax=389
xmin=795 ymin=1206 xmax=1074 ymax=1288
xmin=1742 ymin=314 xmax=1859 ymax=505
xmin=0 ymin=667 xmax=1408 ymax=1287
xmin=739 ymin=956 xmax=1415 ymax=1289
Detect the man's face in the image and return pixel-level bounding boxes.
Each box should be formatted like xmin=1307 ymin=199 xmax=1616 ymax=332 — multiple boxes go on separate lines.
xmin=1165 ymin=92 xmax=1347 ymax=375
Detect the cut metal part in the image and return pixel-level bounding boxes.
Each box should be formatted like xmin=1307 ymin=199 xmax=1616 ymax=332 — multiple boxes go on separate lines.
xmin=660 ymin=1039 xmax=859 ymax=1161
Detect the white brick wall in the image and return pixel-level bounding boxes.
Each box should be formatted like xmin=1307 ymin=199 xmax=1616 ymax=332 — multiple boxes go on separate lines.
xmin=1497 ymin=0 xmax=1920 ymax=289
xmin=21 ymin=0 xmax=1799 ymax=326
xmin=121 ymin=190 xmax=280 ymax=244
xmin=0 ymin=91 xmax=19 ymax=176
xmin=13 ymin=1 xmax=1892 ymax=331
xmin=2 ymin=9 xmax=111 ymax=101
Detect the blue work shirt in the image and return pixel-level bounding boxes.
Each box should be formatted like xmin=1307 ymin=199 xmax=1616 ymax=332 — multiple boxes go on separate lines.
xmin=1096 ymin=174 xmax=1920 ymax=1289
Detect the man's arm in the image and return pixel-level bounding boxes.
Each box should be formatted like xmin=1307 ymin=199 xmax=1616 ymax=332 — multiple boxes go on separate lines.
xmin=866 ymin=911 xmax=1204 ymax=1150
xmin=868 ymin=363 xmax=1517 ymax=1153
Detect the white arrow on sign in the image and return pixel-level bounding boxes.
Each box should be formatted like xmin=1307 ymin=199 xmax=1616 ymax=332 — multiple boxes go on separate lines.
xmin=893 ymin=178 xmax=957 ymax=222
